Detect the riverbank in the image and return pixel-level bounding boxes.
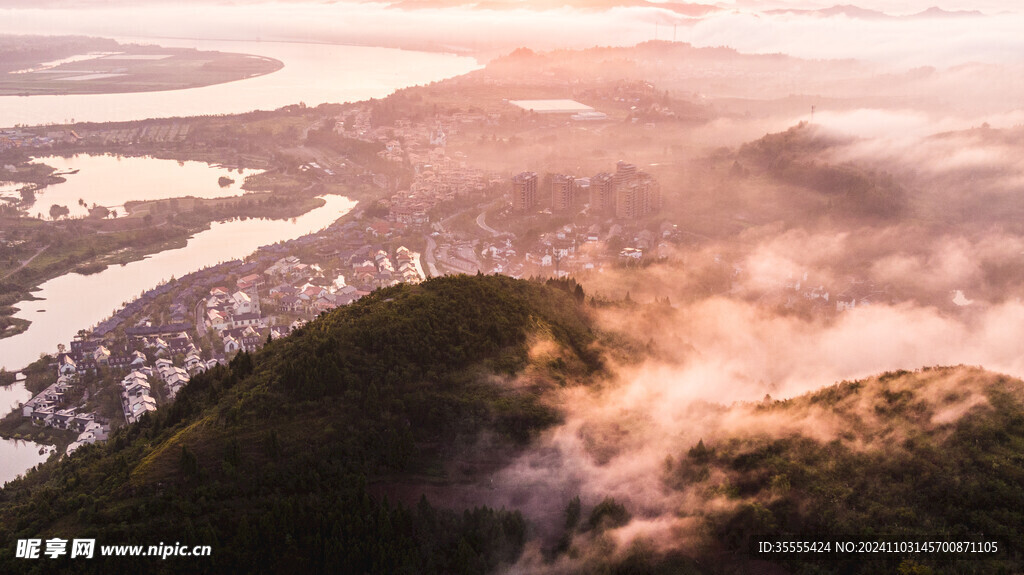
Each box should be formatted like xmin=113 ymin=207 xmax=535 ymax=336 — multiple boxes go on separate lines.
xmin=0 ymin=193 xmax=359 ymax=372
xmin=0 ymin=187 xmax=329 ymax=340
xmin=0 ymin=38 xmax=283 ymax=97
xmin=0 ymin=410 xmax=74 ymax=455
xmin=0 ymin=120 xmax=349 ymax=340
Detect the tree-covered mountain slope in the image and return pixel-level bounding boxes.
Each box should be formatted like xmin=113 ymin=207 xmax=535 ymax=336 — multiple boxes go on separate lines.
xmin=668 ymin=366 xmax=1024 ymax=574
xmin=3 ymin=276 xmax=1024 ymax=575
xmin=0 ymin=275 xmax=600 ymax=574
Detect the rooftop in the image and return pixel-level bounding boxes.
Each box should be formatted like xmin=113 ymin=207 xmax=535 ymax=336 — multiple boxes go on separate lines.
xmin=508 ymin=99 xmax=594 ymax=114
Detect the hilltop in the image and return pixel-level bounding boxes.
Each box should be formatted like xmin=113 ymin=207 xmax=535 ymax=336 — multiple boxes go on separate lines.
xmin=0 ymin=274 xmax=600 ymax=573
xmin=662 ymin=366 xmax=1024 ymax=574
xmin=2 ymin=277 xmax=1024 ymax=573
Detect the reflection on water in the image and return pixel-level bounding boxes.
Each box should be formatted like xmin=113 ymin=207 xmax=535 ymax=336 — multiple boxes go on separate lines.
xmin=0 ymin=194 xmax=356 ymax=372
xmin=0 ymin=436 xmax=50 ymax=487
xmin=0 ymin=181 xmax=25 ymax=198
xmin=0 ymin=380 xmax=48 ymax=486
xmin=25 ymin=155 xmax=260 ymax=219
xmin=0 ymin=379 xmax=30 ymax=415
xmin=0 ymin=40 xmax=480 ymax=127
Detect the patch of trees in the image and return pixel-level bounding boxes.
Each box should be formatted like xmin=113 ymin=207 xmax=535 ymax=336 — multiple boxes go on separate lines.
xmin=48 ymin=204 xmax=70 ymax=220
xmin=740 ymin=123 xmax=904 ymax=218
xmin=0 ymin=276 xmax=601 ymax=574
xmin=670 ymin=368 xmax=1024 ymax=574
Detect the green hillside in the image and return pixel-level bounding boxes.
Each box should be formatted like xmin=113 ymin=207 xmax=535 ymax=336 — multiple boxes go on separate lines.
xmin=668 ymin=366 xmax=1024 ymax=574
xmin=3 ymin=275 xmax=1024 ymax=574
xmin=0 ymin=275 xmax=600 ymax=574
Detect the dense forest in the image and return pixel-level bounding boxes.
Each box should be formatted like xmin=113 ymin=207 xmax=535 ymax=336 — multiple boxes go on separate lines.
xmin=3 ymin=277 xmax=1024 ymax=573
xmin=0 ymin=275 xmax=601 ymax=573
xmin=669 ymin=366 xmax=1024 ymax=574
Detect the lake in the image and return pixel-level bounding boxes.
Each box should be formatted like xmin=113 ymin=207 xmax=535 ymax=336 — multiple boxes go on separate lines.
xmin=17 ymin=155 xmax=260 ymax=219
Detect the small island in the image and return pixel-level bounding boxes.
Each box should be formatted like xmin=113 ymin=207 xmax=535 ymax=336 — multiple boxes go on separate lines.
xmin=0 ymin=36 xmax=282 ymax=97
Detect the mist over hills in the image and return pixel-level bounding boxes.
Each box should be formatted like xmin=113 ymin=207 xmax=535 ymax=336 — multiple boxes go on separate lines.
xmin=2 ymin=0 xmax=1024 ymax=569
xmin=764 ymin=4 xmax=985 ymax=19
xmin=1 ymin=276 xmax=1022 ymax=573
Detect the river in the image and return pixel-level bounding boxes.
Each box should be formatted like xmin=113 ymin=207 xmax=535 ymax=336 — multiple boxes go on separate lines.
xmin=0 ymin=378 xmax=50 ymax=486
xmin=0 ymin=37 xmax=478 ymax=479
xmin=0 ymin=39 xmax=480 ymax=127
xmin=0 ymin=194 xmax=356 ymax=372
xmin=0 ymin=193 xmax=356 ymax=478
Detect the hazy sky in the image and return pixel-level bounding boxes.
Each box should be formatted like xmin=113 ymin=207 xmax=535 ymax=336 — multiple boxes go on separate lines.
xmin=1 ymin=1 xmax=1017 ymax=12
xmin=724 ymin=0 xmax=1012 ymax=11
xmin=2 ymin=1 xmax=1021 ymax=67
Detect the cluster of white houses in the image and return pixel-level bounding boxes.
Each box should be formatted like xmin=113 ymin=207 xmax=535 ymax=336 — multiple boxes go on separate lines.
xmin=21 ymin=331 xmax=220 ymax=456
xmin=120 ymin=370 xmax=157 ymax=425
xmin=206 ymin=287 xmax=266 ymax=334
xmin=21 ymin=357 xmax=110 ymax=456
xmin=119 ymin=351 xmax=222 ymax=425
xmin=349 ymin=247 xmax=424 ymax=290
xmin=20 ymin=245 xmax=425 ymax=459
xmin=201 ymin=259 xmax=315 ymax=355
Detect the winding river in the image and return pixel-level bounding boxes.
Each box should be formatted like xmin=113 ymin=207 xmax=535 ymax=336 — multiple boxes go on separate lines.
xmin=0 ymin=39 xmax=479 ymax=479
xmin=0 ymin=39 xmax=480 ymax=127
xmin=0 ymin=193 xmax=357 ymax=372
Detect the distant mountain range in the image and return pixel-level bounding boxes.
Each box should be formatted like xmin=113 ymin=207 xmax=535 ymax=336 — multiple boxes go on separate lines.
xmin=764 ymin=4 xmax=985 ymax=20
xmin=0 ymin=0 xmax=989 ymax=19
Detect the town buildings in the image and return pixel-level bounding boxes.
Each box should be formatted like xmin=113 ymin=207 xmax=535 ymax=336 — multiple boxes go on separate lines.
xmin=512 ymin=171 xmax=538 ymax=211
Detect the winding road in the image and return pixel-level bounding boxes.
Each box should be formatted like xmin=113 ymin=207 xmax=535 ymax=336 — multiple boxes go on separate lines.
xmin=475 ymin=201 xmax=503 ymax=237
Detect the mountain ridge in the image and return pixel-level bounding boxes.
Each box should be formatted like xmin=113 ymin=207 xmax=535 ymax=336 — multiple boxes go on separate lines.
xmin=2 ymin=276 xmax=1023 ymax=573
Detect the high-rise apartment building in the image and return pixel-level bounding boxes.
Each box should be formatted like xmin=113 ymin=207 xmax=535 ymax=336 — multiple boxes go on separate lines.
xmin=612 ymin=161 xmax=660 ymax=220
xmin=590 ymin=172 xmax=614 ymax=215
xmin=511 ymin=171 xmax=538 ymax=211
xmin=551 ymin=174 xmax=575 ymax=211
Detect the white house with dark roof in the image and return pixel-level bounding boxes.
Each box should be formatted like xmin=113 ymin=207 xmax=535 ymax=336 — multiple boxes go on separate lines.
xmin=223 ymin=334 xmax=241 ymax=354
xmin=31 ymin=405 xmax=55 ymax=426
xmin=93 ymin=345 xmax=111 ymax=365
xmin=58 ymin=355 xmax=77 ymax=375
xmin=185 ymin=349 xmax=204 ymax=372
xmin=130 ymin=350 xmax=147 ymax=368
xmin=66 ymin=421 xmax=110 ymax=456
xmin=233 ymin=290 xmax=257 ymax=315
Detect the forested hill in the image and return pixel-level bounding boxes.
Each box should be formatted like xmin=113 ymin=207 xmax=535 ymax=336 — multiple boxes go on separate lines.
xmin=0 ymin=275 xmax=600 ymax=574
xmin=668 ymin=366 xmax=1024 ymax=574
xmin=4 ymin=276 xmax=1024 ymax=574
